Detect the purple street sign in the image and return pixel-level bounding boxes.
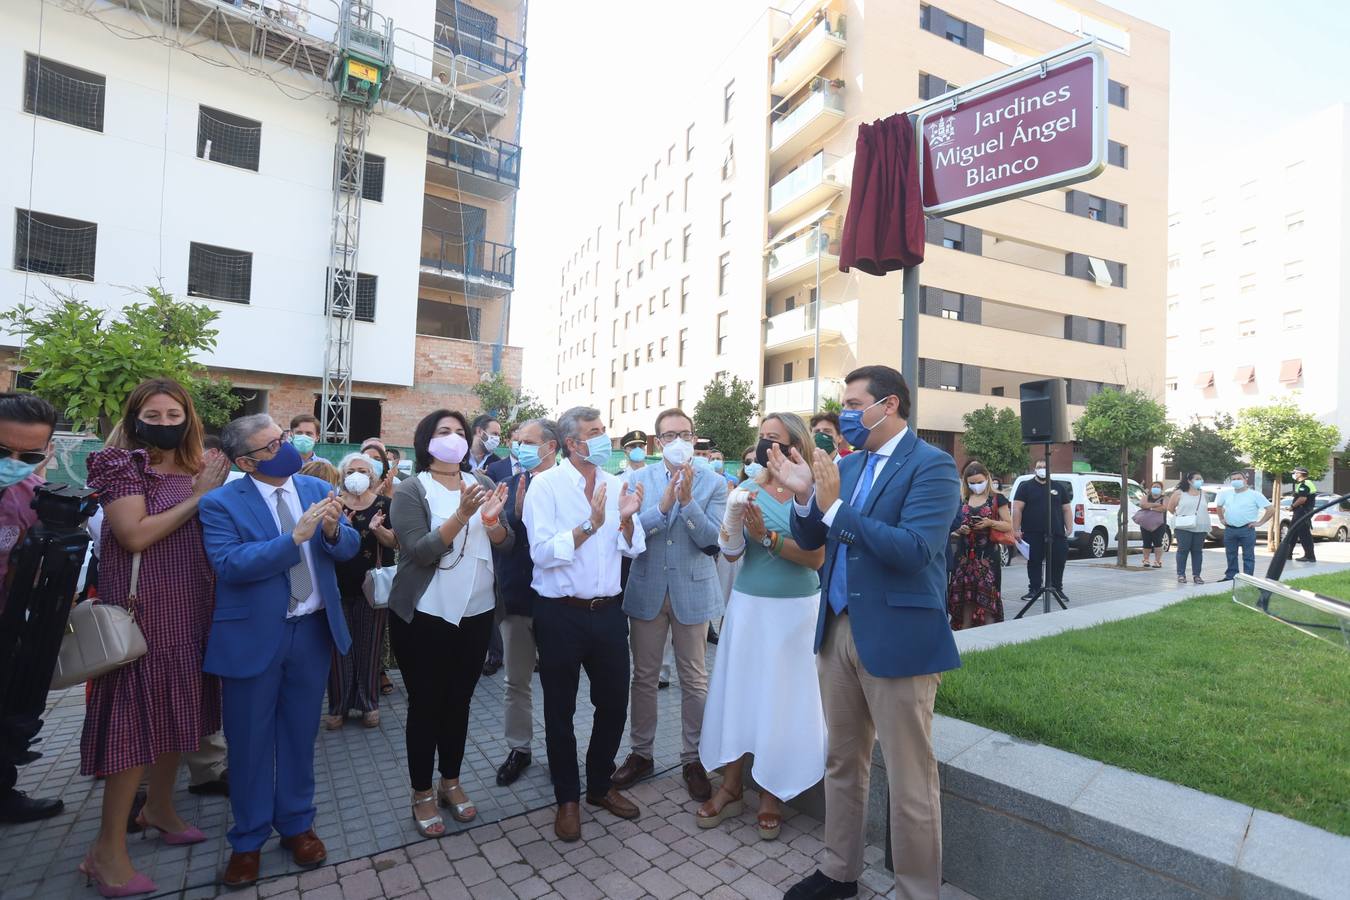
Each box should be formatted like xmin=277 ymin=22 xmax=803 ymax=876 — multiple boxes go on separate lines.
xmin=918 ymin=48 xmax=1107 ymax=216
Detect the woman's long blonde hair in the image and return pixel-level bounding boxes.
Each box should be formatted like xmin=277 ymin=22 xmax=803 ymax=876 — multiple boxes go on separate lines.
xmin=757 ymin=412 xmax=812 ymax=485
xmin=960 ymin=460 xmax=992 ymax=503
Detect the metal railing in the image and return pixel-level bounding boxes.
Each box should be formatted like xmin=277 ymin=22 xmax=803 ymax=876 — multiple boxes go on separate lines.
xmin=767 ymin=226 xmax=838 ymax=279
xmin=769 ymin=152 xmax=838 ymax=212
xmin=771 ymin=79 xmax=845 ymax=148
xmin=426 ymin=133 xmax=521 ymax=187
xmin=432 ymin=17 xmax=526 ymax=74
xmin=420 ymin=228 xmax=516 ymax=286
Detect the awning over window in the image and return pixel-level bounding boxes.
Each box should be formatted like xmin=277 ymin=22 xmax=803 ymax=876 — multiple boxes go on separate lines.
xmin=1233 ymin=365 xmax=1255 ymax=384
xmin=1279 ymin=358 xmax=1303 ymax=383
xmin=1194 ymin=371 xmax=1214 ymax=389
xmin=1087 ymin=255 xmax=1113 ymax=287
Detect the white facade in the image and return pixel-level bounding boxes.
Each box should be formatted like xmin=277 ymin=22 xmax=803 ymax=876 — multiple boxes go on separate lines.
xmin=1164 ymin=103 xmax=1350 ymax=440
xmin=1 ymin=0 xmax=440 ymax=388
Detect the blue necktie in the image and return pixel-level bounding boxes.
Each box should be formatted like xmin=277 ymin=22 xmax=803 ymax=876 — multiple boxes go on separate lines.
xmin=827 ymin=452 xmax=881 ymax=615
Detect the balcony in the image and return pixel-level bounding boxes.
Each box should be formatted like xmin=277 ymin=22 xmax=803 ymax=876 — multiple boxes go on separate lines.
xmin=771 ymin=18 xmax=847 ymax=95
xmin=763 ymin=300 xmax=855 ymax=353
xmin=432 ymin=15 xmax=526 ymax=78
xmin=766 ymin=226 xmax=840 ymax=290
xmin=763 ymin=377 xmax=843 ymax=414
xmin=420 ymin=228 xmax=515 ymax=293
xmin=770 ymin=79 xmax=845 ymax=167
xmin=426 ymin=133 xmax=521 ymax=200
xmin=768 ymin=152 xmax=844 ymax=229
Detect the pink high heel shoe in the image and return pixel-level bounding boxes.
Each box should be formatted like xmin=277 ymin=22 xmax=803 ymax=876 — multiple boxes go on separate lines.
xmin=79 ymin=854 xmax=158 ymax=898
xmin=134 ymin=811 xmax=207 ymax=845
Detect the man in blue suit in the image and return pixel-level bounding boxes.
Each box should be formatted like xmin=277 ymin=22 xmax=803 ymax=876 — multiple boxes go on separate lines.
xmin=199 ymin=414 xmax=360 ymax=889
xmin=768 ymin=366 xmax=959 ymax=900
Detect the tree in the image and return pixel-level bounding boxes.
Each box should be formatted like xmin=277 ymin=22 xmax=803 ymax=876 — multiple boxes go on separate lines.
xmin=819 ymin=397 xmax=842 ymax=415
xmin=692 ymin=374 xmax=758 ymax=461
xmin=960 ymin=406 xmax=1027 ymax=480
xmin=1072 ymin=388 xmax=1174 ymax=567
xmin=1164 ymin=414 xmax=1243 ymax=483
xmin=0 ymin=285 xmax=240 ymax=436
xmin=1229 ymin=400 xmax=1341 ymax=545
xmin=470 ymin=371 xmax=548 ymax=436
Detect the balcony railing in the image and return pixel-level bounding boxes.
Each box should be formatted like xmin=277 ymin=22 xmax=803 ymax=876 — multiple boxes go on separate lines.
xmin=771 ymin=18 xmax=847 ymax=94
xmin=771 ymin=79 xmax=845 ymax=151
xmin=769 ymin=152 xmax=841 ymax=215
xmin=421 ymin=228 xmax=516 ymax=287
xmin=433 ymin=17 xmax=526 ymax=75
xmin=763 ymin=377 xmax=843 ymax=413
xmin=766 ymin=226 xmax=840 ymax=285
xmin=427 ymin=133 xmax=521 ymax=188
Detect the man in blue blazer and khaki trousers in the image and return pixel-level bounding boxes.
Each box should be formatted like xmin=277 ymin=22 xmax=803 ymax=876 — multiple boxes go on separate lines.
xmin=769 ymin=365 xmax=960 ymax=900
xmin=199 ymin=414 xmax=360 ymax=889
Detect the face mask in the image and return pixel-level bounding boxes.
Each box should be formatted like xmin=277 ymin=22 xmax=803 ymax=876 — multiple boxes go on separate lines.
xmin=254 ymin=440 xmax=303 ymax=478
xmin=580 ymin=434 xmax=612 ymax=467
xmin=0 ymin=458 xmax=40 ymax=488
xmin=291 ymin=434 xmax=316 ymax=455
xmin=662 ymin=439 xmax=693 ymax=467
xmin=1150 ymin=487 xmax=1162 ymax=497
xmin=711 ymin=459 xmax=724 ymax=472
xmin=693 ymin=456 xmax=711 ymax=471
xmin=838 ymin=396 xmax=890 ymax=449
xmin=1034 ymin=467 xmax=1048 ymax=480
xmin=343 ymin=471 xmax=371 ymax=494
xmin=968 ymin=481 xmax=988 ymax=493
xmin=515 ymin=443 xmax=548 ymax=471
xmin=135 ymin=420 xmax=188 ymax=451
xmin=429 ymin=433 xmax=469 ymax=464
xmin=627 ymin=447 xmax=646 ymax=463
xmin=364 ymin=455 xmax=385 ymax=478
xmin=482 ymin=433 xmax=501 ymax=454
xmin=1191 ymin=478 xmax=1204 ymax=488
xmin=1231 ymin=479 xmax=1245 ymax=490
xmin=754 ymin=438 xmax=785 ymax=468
xmin=742 ymin=462 xmax=764 ymax=480
xmin=814 ymin=432 xmax=836 ymax=454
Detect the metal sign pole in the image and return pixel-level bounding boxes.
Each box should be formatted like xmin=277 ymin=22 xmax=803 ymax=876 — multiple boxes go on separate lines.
xmin=902 ymin=263 xmax=920 ymax=429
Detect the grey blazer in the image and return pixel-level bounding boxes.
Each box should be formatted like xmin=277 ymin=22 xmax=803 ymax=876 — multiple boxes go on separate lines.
xmin=387 ymin=471 xmax=513 ymax=624
xmin=622 ymin=463 xmax=728 ymax=624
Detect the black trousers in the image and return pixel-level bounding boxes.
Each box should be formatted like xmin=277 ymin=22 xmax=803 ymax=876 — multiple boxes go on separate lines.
xmin=1290 ymin=512 xmax=1316 ymax=560
xmin=389 ymin=608 xmax=494 ymax=791
xmin=533 ymin=599 xmax=629 ymax=805
xmin=1025 ymin=532 xmax=1068 ymax=591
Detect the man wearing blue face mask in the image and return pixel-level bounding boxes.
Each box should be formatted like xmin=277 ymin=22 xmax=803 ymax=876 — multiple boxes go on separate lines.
xmin=1215 ymin=471 xmax=1272 ymax=581
xmin=289 ymin=414 xmax=320 ymax=464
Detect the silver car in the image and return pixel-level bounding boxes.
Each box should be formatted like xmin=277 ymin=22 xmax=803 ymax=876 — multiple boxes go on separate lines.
xmin=1279 ymin=494 xmax=1350 ymax=542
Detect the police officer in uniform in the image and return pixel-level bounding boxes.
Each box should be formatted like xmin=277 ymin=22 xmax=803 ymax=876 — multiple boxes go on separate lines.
xmin=1289 ymin=466 xmax=1318 ymax=562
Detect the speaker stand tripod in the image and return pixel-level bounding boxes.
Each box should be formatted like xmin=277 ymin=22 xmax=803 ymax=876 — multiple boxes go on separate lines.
xmin=1015 ymin=442 xmax=1070 ymax=619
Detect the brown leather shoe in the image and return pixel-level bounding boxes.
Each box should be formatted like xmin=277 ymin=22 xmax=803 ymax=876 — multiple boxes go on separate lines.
xmin=554 ymin=802 xmax=581 ymax=842
xmin=609 ymin=753 xmax=653 ymax=789
xmin=279 ymin=829 xmax=327 ymax=867
xmin=683 ymin=762 xmax=712 ymax=802
xmin=221 ymin=851 xmax=260 ymax=888
xmin=586 ymin=788 xmax=640 ymax=820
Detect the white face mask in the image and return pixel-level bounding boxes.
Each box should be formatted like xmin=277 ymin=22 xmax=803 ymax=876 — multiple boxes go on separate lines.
xmin=968 ymin=481 xmax=988 ymax=493
xmin=482 ymin=434 xmax=501 ymax=453
xmin=1034 ymin=467 xmax=1047 ymax=479
xmin=663 ymin=438 xmax=694 ymax=467
xmin=343 ymin=471 xmax=371 ymax=494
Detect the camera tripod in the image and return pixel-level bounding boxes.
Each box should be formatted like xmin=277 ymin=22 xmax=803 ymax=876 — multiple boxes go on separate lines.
xmin=1014 ymin=443 xmax=1069 ymax=619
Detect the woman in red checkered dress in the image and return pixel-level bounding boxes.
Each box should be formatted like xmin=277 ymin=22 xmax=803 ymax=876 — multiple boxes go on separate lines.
xmin=77 ymin=379 xmax=230 ymax=895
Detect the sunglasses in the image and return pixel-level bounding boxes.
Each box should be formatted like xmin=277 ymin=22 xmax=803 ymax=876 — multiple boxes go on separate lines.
xmin=0 ymin=443 xmax=49 ymax=466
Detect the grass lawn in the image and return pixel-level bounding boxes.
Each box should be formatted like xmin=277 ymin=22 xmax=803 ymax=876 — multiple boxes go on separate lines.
xmin=935 ymin=573 xmax=1350 ymax=836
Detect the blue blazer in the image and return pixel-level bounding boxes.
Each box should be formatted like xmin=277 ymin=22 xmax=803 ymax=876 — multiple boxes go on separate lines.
xmin=485 ymin=457 xmax=515 ymax=484
xmin=791 ymin=430 xmax=961 ymax=679
xmin=199 ymin=474 xmax=360 ymax=679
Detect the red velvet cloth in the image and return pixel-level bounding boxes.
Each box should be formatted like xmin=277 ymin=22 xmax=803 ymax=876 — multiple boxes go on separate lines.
xmin=839 ymin=113 xmax=925 ymax=275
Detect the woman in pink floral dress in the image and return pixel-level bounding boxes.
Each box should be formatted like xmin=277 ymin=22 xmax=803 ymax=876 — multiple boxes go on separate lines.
xmin=78 ymin=379 xmax=229 ymax=896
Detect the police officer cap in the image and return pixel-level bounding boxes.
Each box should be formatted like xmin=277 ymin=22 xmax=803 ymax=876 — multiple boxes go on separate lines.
xmin=620 ymin=430 xmax=648 ymax=449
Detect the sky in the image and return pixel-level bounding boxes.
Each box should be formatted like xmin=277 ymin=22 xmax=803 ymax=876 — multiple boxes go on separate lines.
xmin=508 ymin=0 xmax=1350 ymax=395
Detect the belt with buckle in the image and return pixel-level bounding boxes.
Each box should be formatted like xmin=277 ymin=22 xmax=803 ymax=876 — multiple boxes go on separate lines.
xmin=553 ymin=595 xmax=620 ymax=611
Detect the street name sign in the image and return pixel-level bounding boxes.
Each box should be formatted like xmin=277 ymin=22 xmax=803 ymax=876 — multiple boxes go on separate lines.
xmin=917 ymin=46 xmax=1107 ymax=216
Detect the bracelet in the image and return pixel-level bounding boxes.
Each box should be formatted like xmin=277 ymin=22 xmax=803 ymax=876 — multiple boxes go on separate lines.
xmin=482 ymin=515 xmax=500 ymax=528
xmin=773 ymin=531 xmax=785 ymax=555
xmin=454 ymin=512 xmax=469 ymax=526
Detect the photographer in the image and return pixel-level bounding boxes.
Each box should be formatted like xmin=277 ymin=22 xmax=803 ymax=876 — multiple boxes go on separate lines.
xmin=0 ymin=392 xmax=65 ymax=824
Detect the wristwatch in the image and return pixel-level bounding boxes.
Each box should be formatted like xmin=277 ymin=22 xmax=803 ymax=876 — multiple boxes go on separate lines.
xmin=580 ymin=520 xmax=595 ymax=536
xmin=761 ymin=533 xmax=774 ymax=549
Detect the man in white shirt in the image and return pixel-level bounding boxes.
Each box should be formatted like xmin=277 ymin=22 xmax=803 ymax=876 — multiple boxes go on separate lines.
xmin=523 ymin=406 xmax=646 ymax=843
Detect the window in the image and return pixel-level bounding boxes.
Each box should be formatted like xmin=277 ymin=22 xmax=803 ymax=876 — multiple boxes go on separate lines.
xmin=685 ymin=123 xmax=695 ymax=159
xmin=1107 ymin=140 xmax=1127 ymax=169
xmin=197 ymin=105 xmax=262 ymax=171
xmin=324 ymin=268 xmax=377 ymax=322
xmin=649 ymin=250 xmax=656 ymax=270
xmin=664 ymin=239 xmax=672 ymax=260
xmin=1168 ymin=213 xmax=1181 ymax=229
xmin=1166 ymin=379 xmax=1178 ymax=393
xmin=659 ymin=386 xmax=666 ymax=405
xmin=783 ymin=362 xmax=794 ymax=382
xmin=918 ymin=359 xmax=965 ymax=392
xmin=677 ymin=381 xmax=685 ymax=407
xmin=1200 ymin=285 xmax=1216 ymax=303
xmin=646 ymin=342 xmax=654 ymax=362
xmin=621 ymin=396 xmax=627 ymax=413
xmin=660 ymin=336 xmax=669 ymax=357
xmin=1240 ymin=227 xmax=1256 ymax=246
xmin=682 ymin=226 xmax=692 ymax=262
xmin=1064 ymin=315 xmax=1124 ymax=348
xmin=1066 ymin=191 xmax=1126 ymax=227
xmin=188 ymin=242 xmax=253 ymax=303
xmin=721 ymin=141 xmax=736 ymax=181
xmin=645 ymin=389 xmax=652 ymax=408
xmin=919 ymin=4 xmax=984 ymax=52
xmin=718 ymin=253 xmax=731 ymax=295
xmin=1167 ymin=254 xmax=1181 ymax=270
xmin=723 ymin=80 xmax=735 ymax=123
xmin=623 ymin=352 xmax=629 ymax=370
xmin=23 ymin=54 xmax=106 ymax=132
xmin=720 ymin=194 xmax=732 ymax=237
xmin=1200 ymin=242 xmax=1216 ymax=259
xmin=648 ymin=295 xmax=655 ymax=314
xmin=683 ymin=174 xmax=693 ymax=212
xmin=1285 ymin=211 xmax=1304 ymax=232
xmin=716 ymin=312 xmax=729 ymax=355
xmin=918 ymin=72 xmax=952 ymax=101
xmin=924 ymin=218 xmax=981 ymax=254
xmin=637 ymin=260 xmax=644 ymax=280
xmin=662 ymin=287 xmax=670 ymax=307
xmin=1283 ymin=309 xmax=1303 ymax=330
xmin=610 ymin=361 xmax=617 ymax=387
xmin=1066 ymin=253 xmax=1126 ymax=287
xmin=1284 ymin=260 xmax=1304 ymax=281
xmin=14 ymin=209 xmax=97 ymax=281
xmin=1239 ymin=273 xmax=1256 ymax=294
xmin=1238 ymin=320 xmax=1257 ymax=338
xmin=1166 ymin=296 xmax=1180 ymax=313
xmin=678 ymin=329 xmax=688 ymax=365
xmin=639 ymin=218 xmax=645 ymax=238
xmin=611 ymin=321 xmax=618 ymax=346
xmin=1199 ymin=328 xmax=1216 ymax=346
xmin=668 ymin=143 xmax=675 ymax=165
xmin=680 ymin=276 xmax=690 ymax=313
xmin=340 ymin=152 xmax=385 ymax=202
xmin=665 ymin=192 xmax=674 ymax=213
xmin=1107 ymin=80 xmax=1128 ymax=108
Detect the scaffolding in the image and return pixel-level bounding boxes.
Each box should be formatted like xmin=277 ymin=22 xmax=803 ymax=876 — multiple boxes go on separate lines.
xmin=54 ymin=0 xmax=521 ymax=439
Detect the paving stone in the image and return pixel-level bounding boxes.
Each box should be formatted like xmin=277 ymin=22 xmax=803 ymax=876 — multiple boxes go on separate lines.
xmin=454 ymin=855 xmax=497 ymax=887
xmin=424 ymin=876 xmax=473 ymax=900
xmin=444 ymin=834 xmax=480 ymax=861
xmin=705 ymin=887 xmax=746 ymax=900
xmin=593 ymin=869 xmax=646 ymax=900
xmin=481 ymin=836 xmax=524 ymax=867
xmin=337 ymin=857 xmax=372 ymax=876
xmin=470 ymin=877 xmax=516 ymax=900
xmin=261 ymin=875 xmax=301 ymax=897
xmin=729 ymin=872 xmax=781 ymax=900
xmin=552 ymin=872 xmax=605 ymax=900
xmin=300 ymin=866 xmax=339 ymax=890
xmin=670 ymin=859 xmax=722 ymax=894
xmin=337 ymin=868 xmax=382 ymax=900
xmin=634 ymin=866 xmax=686 ymax=900
xmin=752 ymin=858 xmax=792 ymax=885
xmin=538 ymin=861 xmax=575 ymax=883
xmin=301 ymin=884 xmax=344 ymax=900
xmin=624 ymin=832 xmax=669 ymax=860
xmin=413 ymin=850 xmax=456 ymax=883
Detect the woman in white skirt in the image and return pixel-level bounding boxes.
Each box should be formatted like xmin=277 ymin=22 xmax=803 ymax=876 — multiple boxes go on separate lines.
xmin=697 ymin=412 xmax=827 ymax=840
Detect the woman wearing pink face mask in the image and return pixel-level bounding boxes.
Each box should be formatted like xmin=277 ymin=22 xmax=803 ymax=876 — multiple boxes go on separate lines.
xmin=387 ymin=409 xmax=512 ymax=839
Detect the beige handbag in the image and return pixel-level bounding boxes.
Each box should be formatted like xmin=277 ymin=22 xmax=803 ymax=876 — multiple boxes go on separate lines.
xmin=52 ymin=553 xmax=148 ymax=690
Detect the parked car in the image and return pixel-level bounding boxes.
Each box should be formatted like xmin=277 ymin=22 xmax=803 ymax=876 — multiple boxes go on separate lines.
xmin=1279 ymin=494 xmax=1350 ymax=542
xmin=1009 ymin=472 xmax=1166 ymax=560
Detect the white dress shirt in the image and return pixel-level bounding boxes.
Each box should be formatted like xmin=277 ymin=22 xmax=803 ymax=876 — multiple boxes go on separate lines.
xmin=415 ymin=472 xmax=496 ymax=625
xmin=249 ymin=475 xmax=323 ymax=617
xmin=524 ymin=458 xmax=646 ymax=599
xmin=794 ymin=428 xmax=909 ymax=525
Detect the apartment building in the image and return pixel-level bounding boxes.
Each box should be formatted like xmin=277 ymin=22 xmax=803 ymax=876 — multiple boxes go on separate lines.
xmin=1164 ymin=104 xmax=1350 ymax=463
xmin=548 ymin=0 xmax=1167 ymax=465
xmin=1 ymin=0 xmax=526 ymax=444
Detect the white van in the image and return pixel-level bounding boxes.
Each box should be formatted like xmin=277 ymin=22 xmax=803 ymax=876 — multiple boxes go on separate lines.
xmin=1009 ymin=471 xmax=1165 ymax=559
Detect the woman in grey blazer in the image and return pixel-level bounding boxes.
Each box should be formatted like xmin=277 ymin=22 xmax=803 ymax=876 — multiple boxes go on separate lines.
xmin=388 ymin=409 xmax=513 ymax=840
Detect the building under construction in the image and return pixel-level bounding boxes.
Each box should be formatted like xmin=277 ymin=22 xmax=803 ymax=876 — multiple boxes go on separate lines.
xmin=1 ymin=0 xmax=527 ymax=443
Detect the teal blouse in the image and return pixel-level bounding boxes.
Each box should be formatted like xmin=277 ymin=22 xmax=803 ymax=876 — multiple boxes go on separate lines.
xmin=733 ymin=482 xmax=822 ymax=599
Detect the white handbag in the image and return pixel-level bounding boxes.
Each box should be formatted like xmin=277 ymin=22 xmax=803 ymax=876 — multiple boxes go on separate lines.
xmin=1174 ymin=494 xmax=1200 ymax=530
xmin=52 ymin=554 xmax=148 ymax=690
xmin=363 ymin=566 xmax=394 ymax=609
